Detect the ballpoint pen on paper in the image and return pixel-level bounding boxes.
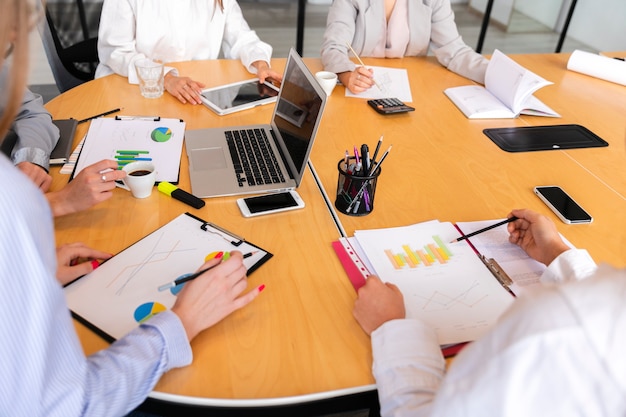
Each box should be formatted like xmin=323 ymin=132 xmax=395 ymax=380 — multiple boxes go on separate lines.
xmin=345 ymin=42 xmax=385 ymax=93
xmin=158 ymin=264 xmax=218 ymax=292
xmin=77 ymin=108 xmax=122 ymax=124
xmin=157 ymin=251 xmax=258 ymax=291
xmin=450 ymin=216 xmax=519 ymax=243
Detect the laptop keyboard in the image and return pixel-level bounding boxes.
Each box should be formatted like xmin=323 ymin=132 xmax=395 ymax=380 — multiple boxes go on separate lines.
xmin=225 ymin=128 xmax=286 ymax=187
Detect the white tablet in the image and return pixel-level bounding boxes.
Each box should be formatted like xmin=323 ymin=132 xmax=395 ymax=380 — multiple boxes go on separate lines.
xmin=200 ymin=79 xmax=280 ymax=115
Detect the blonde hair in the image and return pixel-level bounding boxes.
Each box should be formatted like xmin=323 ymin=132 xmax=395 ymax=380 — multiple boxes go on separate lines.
xmin=0 ymin=0 xmax=35 ymax=140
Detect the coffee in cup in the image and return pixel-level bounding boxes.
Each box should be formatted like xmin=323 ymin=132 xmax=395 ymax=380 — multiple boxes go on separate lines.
xmin=117 ymin=161 xmax=157 ymax=198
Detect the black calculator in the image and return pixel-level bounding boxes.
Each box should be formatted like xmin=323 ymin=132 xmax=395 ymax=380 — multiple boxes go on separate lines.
xmin=367 ymin=98 xmax=415 ymax=115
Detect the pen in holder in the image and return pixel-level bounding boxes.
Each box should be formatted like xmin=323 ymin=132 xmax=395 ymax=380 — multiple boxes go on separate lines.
xmin=335 ymin=156 xmax=381 ymax=216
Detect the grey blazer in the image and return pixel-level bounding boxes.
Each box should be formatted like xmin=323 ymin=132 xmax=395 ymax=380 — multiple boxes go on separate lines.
xmin=321 ymin=0 xmax=488 ymax=84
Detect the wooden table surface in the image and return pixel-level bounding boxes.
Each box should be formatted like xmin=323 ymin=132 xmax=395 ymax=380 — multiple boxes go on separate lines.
xmin=46 ymin=52 xmax=625 ymax=405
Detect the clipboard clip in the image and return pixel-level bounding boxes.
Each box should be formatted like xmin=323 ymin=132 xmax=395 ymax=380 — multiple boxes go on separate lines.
xmin=479 ymin=255 xmax=513 ymax=290
xmin=200 ymin=222 xmax=244 ymax=246
xmin=115 ymin=115 xmax=161 ymax=121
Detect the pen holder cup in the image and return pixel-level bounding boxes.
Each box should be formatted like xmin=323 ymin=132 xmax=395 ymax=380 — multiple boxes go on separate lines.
xmin=335 ymin=157 xmax=381 ymax=216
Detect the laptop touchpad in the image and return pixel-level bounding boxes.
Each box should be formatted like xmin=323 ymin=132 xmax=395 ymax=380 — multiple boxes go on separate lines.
xmin=191 ymin=147 xmax=227 ymax=170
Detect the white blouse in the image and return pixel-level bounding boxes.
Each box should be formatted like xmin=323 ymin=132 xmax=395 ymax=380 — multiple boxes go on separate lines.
xmin=96 ymin=0 xmax=272 ymax=83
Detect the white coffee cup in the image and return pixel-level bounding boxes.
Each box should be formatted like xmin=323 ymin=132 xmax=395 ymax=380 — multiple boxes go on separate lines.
xmin=117 ymin=161 xmax=157 ymax=198
xmin=134 ymin=59 xmax=164 ymax=98
xmin=315 ymin=71 xmax=338 ymax=96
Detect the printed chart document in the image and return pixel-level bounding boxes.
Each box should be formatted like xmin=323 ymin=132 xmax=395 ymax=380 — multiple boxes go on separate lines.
xmin=64 ymin=213 xmax=272 ymax=341
xmin=345 ymin=66 xmax=412 ymax=102
xmin=444 ymin=50 xmax=559 ymax=119
xmin=351 ymin=221 xmax=515 ymax=345
xmin=73 ymin=117 xmax=186 ymax=183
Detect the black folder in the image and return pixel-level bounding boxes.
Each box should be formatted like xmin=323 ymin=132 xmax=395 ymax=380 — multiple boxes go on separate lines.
xmin=483 ymin=124 xmax=608 ymax=153
xmin=50 ymin=118 xmax=78 ymax=164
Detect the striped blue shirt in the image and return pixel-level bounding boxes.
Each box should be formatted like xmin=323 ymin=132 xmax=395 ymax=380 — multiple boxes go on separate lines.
xmin=0 ymin=155 xmax=192 ymax=416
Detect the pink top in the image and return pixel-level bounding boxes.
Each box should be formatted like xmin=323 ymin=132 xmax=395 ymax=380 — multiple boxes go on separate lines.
xmin=372 ymin=0 xmax=410 ymax=58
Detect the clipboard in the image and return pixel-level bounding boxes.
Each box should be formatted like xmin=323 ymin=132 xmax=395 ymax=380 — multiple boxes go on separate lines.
xmin=71 ymin=116 xmax=186 ymax=183
xmin=64 ymin=212 xmax=273 ymax=342
xmin=332 ymin=221 xmax=516 ymax=346
xmin=483 ymin=124 xmax=609 ymax=152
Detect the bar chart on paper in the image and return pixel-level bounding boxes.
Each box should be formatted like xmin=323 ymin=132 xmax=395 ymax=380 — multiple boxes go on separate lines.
xmin=384 ymin=235 xmax=453 ymax=269
xmin=354 ymin=221 xmax=515 ymax=344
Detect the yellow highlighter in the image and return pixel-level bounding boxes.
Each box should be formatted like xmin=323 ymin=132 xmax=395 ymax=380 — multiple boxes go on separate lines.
xmin=158 ymin=181 xmax=205 ymax=209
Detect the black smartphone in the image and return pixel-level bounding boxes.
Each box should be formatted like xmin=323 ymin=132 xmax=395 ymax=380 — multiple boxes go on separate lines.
xmin=533 ymin=186 xmax=593 ymax=224
xmin=236 ymin=190 xmax=305 ymax=217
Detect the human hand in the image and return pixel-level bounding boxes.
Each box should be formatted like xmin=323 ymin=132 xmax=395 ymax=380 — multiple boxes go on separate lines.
xmin=16 ymin=161 xmax=52 ymax=192
xmin=46 ymin=159 xmax=126 ymax=217
xmin=339 ymin=66 xmax=374 ymax=94
xmin=507 ymin=208 xmax=570 ymax=266
xmin=56 ymin=242 xmax=112 ymax=286
xmin=171 ymin=251 xmax=265 ymax=341
xmin=253 ymin=60 xmax=283 ymax=84
xmin=164 ymin=73 xmax=206 ymax=105
xmin=353 ymin=275 xmax=405 ymax=335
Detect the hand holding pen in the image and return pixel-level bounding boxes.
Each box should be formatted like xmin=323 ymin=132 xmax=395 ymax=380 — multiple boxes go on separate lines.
xmin=158 ymin=251 xmax=259 ymax=291
xmin=344 ymin=42 xmax=385 ymax=94
xmin=167 ymin=251 xmax=265 ymax=342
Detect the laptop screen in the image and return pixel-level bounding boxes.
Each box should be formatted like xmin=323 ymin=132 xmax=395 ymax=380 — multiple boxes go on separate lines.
xmin=272 ymin=49 xmax=326 ymax=183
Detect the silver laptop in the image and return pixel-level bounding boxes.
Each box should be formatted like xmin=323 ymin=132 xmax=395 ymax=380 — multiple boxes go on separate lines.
xmin=185 ymin=49 xmax=327 ymax=198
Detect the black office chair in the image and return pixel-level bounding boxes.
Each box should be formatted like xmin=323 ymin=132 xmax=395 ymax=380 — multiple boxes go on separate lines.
xmin=37 ymin=0 xmax=102 ymax=92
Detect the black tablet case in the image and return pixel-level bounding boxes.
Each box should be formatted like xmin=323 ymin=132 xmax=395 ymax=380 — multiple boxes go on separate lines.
xmin=50 ymin=118 xmax=78 ymax=164
xmin=483 ymin=124 xmax=608 ymax=153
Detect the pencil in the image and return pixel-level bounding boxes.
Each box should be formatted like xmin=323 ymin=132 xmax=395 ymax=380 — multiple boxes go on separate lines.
xmin=345 ymin=42 xmax=385 ymax=93
xmin=77 ymin=107 xmax=122 ymax=124
xmin=450 ymin=216 xmax=519 ymax=243
xmin=157 ymin=251 xmax=258 ymax=291
xmin=369 ymin=135 xmax=383 ymax=174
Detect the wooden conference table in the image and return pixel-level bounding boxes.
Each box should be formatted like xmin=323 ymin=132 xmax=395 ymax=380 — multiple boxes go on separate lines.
xmin=47 ymin=53 xmax=626 ymax=413
xmin=308 ymin=53 xmax=626 ymax=266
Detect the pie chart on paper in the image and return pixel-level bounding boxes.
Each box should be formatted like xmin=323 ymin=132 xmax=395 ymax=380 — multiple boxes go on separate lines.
xmin=133 ymin=301 xmax=167 ymax=323
xmin=151 ymin=127 xmax=172 ymax=142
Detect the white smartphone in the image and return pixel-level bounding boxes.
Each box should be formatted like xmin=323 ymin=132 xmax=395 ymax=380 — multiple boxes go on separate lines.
xmin=534 ymin=186 xmax=593 ymax=224
xmin=237 ymin=190 xmax=305 ymax=217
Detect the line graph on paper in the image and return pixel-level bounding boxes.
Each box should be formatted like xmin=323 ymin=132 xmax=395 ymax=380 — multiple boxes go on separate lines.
xmin=63 ymin=213 xmax=270 ymax=341
xmin=415 ymin=280 xmax=488 ymax=312
xmin=106 ymin=232 xmax=196 ymax=296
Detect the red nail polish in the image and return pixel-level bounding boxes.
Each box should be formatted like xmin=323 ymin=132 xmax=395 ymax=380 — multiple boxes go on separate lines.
xmin=91 ymin=260 xmax=100 ymax=270
xmin=215 ymin=251 xmax=224 ymax=259
xmin=258 ymin=284 xmax=266 ymax=292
